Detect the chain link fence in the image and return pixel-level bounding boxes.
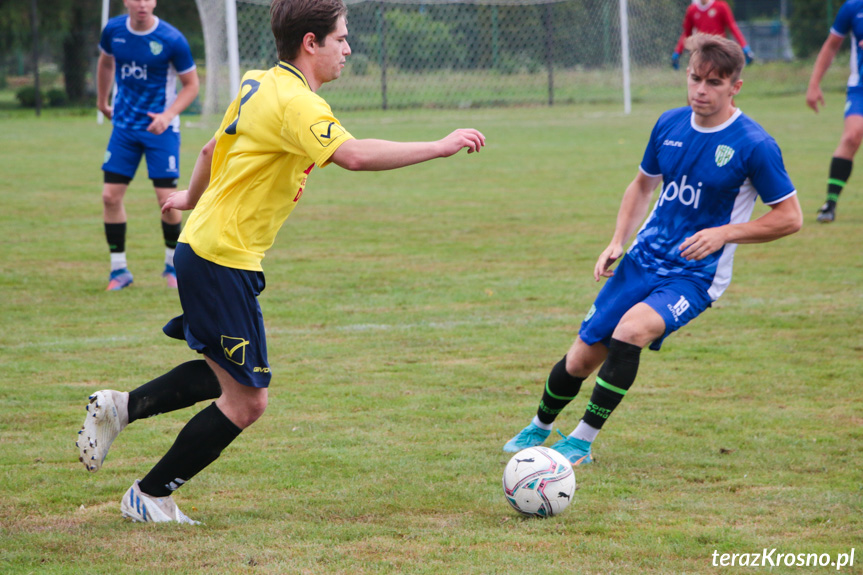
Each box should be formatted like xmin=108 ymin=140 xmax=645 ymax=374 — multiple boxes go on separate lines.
xmin=196 ymin=0 xmax=802 ymax=115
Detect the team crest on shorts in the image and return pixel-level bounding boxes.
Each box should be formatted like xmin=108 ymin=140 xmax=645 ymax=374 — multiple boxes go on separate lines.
xmin=221 ymin=335 xmax=249 ymax=366
xmin=150 ymin=41 xmax=163 ymax=56
xmin=715 ymin=145 xmax=734 ymax=167
xmin=584 ymin=304 xmax=596 ymax=322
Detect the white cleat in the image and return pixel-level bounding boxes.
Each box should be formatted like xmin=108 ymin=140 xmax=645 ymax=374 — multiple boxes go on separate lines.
xmin=76 ymin=390 xmax=129 ymax=472
xmin=120 ymin=480 xmax=200 ymax=525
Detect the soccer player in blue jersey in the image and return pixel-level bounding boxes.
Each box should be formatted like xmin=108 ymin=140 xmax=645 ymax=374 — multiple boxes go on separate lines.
xmin=77 ymin=0 xmax=484 ymax=523
xmin=98 ymin=0 xmax=199 ymax=290
xmin=807 ymin=0 xmax=863 ymax=223
xmin=504 ymin=33 xmax=802 ymax=466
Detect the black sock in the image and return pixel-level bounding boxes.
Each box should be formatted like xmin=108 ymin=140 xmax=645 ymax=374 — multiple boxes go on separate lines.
xmin=127 ymin=360 xmax=221 ymax=423
xmin=827 ymin=157 xmax=853 ymax=206
xmin=105 ymin=222 xmax=126 ymax=253
xmin=536 ymin=356 xmax=585 ymax=425
xmin=581 ymin=338 xmax=642 ymax=429
xmin=162 ymin=220 xmax=181 ymax=250
xmin=139 ymin=402 xmax=241 ymax=497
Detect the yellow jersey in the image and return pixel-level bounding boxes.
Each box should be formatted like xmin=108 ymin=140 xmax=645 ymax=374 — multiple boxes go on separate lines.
xmin=180 ymin=62 xmax=354 ymax=271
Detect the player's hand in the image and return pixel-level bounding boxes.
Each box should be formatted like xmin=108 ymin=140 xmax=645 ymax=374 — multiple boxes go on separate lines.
xmin=438 ymin=129 xmax=486 ymax=157
xmin=806 ymin=85 xmax=825 ymax=113
xmin=98 ymin=104 xmax=113 ymax=120
xmin=161 ymin=189 xmax=194 ymax=214
xmin=671 ymin=52 xmax=680 ymax=70
xmin=743 ymin=46 xmax=754 ymax=66
xmin=679 ymin=227 xmax=727 ymax=261
xmin=146 ymin=112 xmax=173 ymax=135
xmin=594 ymin=243 xmax=624 ymax=282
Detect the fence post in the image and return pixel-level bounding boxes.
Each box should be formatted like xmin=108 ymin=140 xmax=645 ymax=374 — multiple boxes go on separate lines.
xmin=378 ymin=2 xmax=388 ymax=111
xmin=544 ymin=3 xmax=554 ymax=106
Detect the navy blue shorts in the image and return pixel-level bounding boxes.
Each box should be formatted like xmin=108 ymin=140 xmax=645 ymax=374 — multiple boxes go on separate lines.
xmin=163 ymin=243 xmax=271 ymax=388
xmin=579 ymin=254 xmax=712 ymax=351
xmin=102 ymin=127 xmax=181 ymax=181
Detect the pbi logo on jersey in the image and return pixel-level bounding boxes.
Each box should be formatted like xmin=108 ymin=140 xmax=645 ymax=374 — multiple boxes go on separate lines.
xmin=667 ymin=295 xmax=691 ymax=323
xmin=149 ymin=41 xmax=163 ymax=56
xmin=311 ymin=121 xmax=345 ymax=147
xmin=120 ymin=61 xmax=148 ymax=80
xmin=659 ymin=175 xmax=702 ymax=209
xmin=221 ymin=335 xmax=249 ymax=366
xmin=715 ymin=145 xmax=735 ymax=167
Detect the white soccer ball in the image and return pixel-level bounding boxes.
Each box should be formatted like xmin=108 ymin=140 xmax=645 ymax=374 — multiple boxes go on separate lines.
xmin=502 ymin=446 xmax=575 ymax=517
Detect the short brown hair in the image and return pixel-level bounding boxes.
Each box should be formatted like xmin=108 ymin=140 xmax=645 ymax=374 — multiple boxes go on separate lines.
xmin=685 ymin=33 xmax=745 ymax=82
xmin=270 ymin=0 xmax=347 ymax=61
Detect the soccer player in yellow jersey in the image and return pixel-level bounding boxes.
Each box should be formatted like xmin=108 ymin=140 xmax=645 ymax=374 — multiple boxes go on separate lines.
xmin=76 ymin=0 xmax=485 ymax=523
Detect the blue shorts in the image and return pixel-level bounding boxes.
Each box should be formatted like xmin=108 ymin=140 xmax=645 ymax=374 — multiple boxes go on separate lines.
xmin=579 ymin=254 xmax=712 ymax=351
xmin=845 ymin=86 xmax=863 ymax=118
xmin=163 ymin=243 xmax=271 ymax=388
xmin=102 ymin=127 xmax=181 ymax=182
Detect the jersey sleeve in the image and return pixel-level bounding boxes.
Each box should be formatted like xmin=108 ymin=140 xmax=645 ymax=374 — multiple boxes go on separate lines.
xmin=99 ymin=22 xmax=114 ymax=56
xmin=170 ymin=33 xmax=197 ymax=75
xmin=747 ymin=138 xmax=796 ymax=205
xmin=639 ymin=119 xmax=663 ymax=176
xmin=719 ymin=3 xmax=748 ymax=47
xmin=674 ymin=6 xmax=696 ymax=54
xmin=831 ymin=1 xmax=855 ymax=37
xmin=284 ymin=92 xmax=355 ymax=168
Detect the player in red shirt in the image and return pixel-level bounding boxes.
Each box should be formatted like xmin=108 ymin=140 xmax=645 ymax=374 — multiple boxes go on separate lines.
xmin=672 ymin=0 xmax=754 ymax=69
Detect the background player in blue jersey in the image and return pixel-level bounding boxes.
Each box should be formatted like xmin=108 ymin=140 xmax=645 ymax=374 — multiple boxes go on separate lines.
xmin=503 ymin=33 xmax=802 ymax=466
xmin=806 ymin=0 xmax=863 ymax=223
xmin=98 ymin=0 xmax=199 ymax=290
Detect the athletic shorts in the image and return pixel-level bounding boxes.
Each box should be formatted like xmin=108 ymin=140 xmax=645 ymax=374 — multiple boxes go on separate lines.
xmin=578 ymin=254 xmax=712 ymax=351
xmin=163 ymin=242 xmax=271 ymax=388
xmin=844 ymin=86 xmax=863 ymax=118
xmin=102 ymin=126 xmax=181 ymax=182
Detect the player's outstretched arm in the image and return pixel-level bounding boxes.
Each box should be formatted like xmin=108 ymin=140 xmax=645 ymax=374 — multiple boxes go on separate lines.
xmin=594 ymin=170 xmax=663 ymax=281
xmin=679 ymin=195 xmax=802 ymax=261
xmin=161 ymin=138 xmax=216 ymax=214
xmin=807 ymin=33 xmax=844 ymax=113
xmin=330 ymin=129 xmax=485 ymax=172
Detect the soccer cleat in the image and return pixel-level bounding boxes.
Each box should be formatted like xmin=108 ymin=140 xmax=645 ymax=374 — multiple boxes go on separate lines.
xmin=162 ymin=264 xmax=178 ymax=288
xmin=549 ymin=430 xmax=593 ymax=466
xmin=106 ymin=268 xmax=134 ymax=291
xmin=76 ymin=390 xmax=129 ymax=472
xmin=816 ymin=202 xmax=836 ymax=223
xmin=503 ymin=422 xmax=551 ymax=453
xmin=120 ymin=480 xmax=200 ymax=525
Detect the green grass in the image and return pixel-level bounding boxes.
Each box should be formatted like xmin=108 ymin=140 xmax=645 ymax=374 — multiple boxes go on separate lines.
xmin=1 ymin=63 xmax=861 ymax=574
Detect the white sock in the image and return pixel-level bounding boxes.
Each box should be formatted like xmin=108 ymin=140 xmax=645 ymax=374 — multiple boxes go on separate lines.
xmin=531 ymin=415 xmax=552 ymax=431
xmin=110 ymin=252 xmax=127 ymax=272
xmin=165 ymin=247 xmax=175 ymax=268
xmin=570 ymin=420 xmax=600 ymax=443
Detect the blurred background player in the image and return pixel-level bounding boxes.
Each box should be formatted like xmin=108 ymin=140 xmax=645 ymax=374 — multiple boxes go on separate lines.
xmin=503 ymin=34 xmax=801 ymax=466
xmin=98 ymin=0 xmax=199 ymax=290
xmin=77 ymin=0 xmax=485 ymax=523
xmin=806 ymin=0 xmax=863 ymax=223
xmin=671 ymin=0 xmax=754 ymax=70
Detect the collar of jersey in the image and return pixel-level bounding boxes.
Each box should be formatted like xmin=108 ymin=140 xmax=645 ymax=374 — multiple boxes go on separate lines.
xmin=125 ymin=15 xmax=160 ymax=36
xmin=690 ymin=107 xmax=741 ymax=133
xmin=278 ymin=62 xmax=310 ymax=90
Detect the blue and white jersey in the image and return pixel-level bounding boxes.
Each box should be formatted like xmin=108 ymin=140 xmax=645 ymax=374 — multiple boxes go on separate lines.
xmin=99 ymin=16 xmax=196 ymax=131
xmin=830 ymin=0 xmax=863 ymax=88
xmin=632 ymin=106 xmax=796 ymax=301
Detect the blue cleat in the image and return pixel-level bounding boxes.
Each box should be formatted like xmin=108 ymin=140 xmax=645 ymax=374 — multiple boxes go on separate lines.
xmin=106 ymin=268 xmax=134 ymax=291
xmin=549 ymin=430 xmax=593 ymax=466
xmin=503 ymin=422 xmax=551 ymax=453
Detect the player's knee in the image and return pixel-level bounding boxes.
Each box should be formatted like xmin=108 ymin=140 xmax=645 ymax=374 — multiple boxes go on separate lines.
xmin=840 ymin=130 xmax=863 ymax=153
xmin=238 ymin=395 xmax=268 ymax=428
xmin=101 ymin=188 xmax=124 ymax=208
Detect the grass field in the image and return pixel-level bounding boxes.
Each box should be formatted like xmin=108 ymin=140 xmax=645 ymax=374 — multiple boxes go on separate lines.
xmin=1 ymin=64 xmax=861 ymax=574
